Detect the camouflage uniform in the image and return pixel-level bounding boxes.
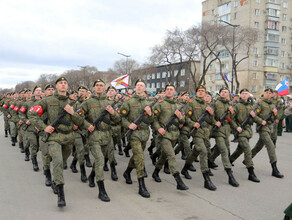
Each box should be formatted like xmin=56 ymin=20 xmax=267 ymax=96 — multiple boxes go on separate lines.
xmin=271 ymin=96 xmax=284 ymax=144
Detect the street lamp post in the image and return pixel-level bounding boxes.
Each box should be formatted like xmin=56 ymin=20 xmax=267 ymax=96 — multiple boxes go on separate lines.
xmin=117 ymin=52 xmax=131 ymax=75
xmin=77 ymin=65 xmax=87 ymax=86
xmin=219 ymin=20 xmax=239 ymax=94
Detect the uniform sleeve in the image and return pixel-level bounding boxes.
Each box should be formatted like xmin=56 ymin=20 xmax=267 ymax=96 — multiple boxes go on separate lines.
xmin=72 ymin=102 xmax=84 ymax=127
xmin=30 ymin=99 xmax=48 ymax=131
xmin=79 ymin=101 xmax=91 ymax=129
xmin=185 ymin=104 xmax=195 ymax=128
xmin=120 ymin=101 xmax=131 ymax=129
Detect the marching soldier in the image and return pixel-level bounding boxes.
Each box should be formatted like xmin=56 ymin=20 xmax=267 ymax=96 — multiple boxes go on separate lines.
xmin=250 ymin=88 xmax=284 ymax=178
xmin=151 ymin=83 xmax=189 ymax=191
xmin=30 ymin=77 xmax=83 ymax=207
xmin=120 ymin=79 xmax=152 ymax=198
xmin=271 ymin=90 xmax=284 ymax=146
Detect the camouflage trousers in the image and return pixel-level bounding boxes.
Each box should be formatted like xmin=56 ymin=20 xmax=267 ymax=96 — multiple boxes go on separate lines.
xmin=27 ymin=130 xmax=39 ymax=158
xmin=252 ymin=131 xmax=277 ymax=164
xmin=186 ymin=137 xmax=209 ymax=173
xmin=8 ymin=120 xmax=17 ymax=138
xmin=229 ymin=136 xmax=254 ymax=168
xmin=128 ymin=140 xmax=146 ymax=179
xmin=209 ymin=136 xmax=232 ymax=169
xmin=17 ymin=126 xmax=23 ymax=143
xmin=4 ymin=116 xmax=9 ymax=131
xmin=204 ymin=138 xmax=212 ymax=158
xmin=174 ymin=134 xmax=192 ymax=157
xmin=39 ymin=135 xmax=51 ymax=171
xmin=88 ymin=142 xmax=107 ymax=182
xmin=73 ymin=133 xmax=85 ymax=166
xmin=112 ymin=132 xmax=122 ymax=149
xmin=155 ymin=138 xmax=179 ymax=175
xmin=101 ymin=138 xmax=115 ymax=164
xmin=22 ymin=130 xmax=30 ymax=150
xmin=48 ymin=141 xmax=73 ymax=185
xmin=271 ymin=123 xmax=278 ymax=144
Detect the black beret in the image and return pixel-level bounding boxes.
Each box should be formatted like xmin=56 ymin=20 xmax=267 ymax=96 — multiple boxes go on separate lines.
xmin=135 ymin=79 xmax=146 ymax=86
xmin=219 ymin=87 xmax=229 ymax=93
xmin=55 ymin=76 xmax=68 ymax=84
xmin=93 ymin=79 xmax=105 ymax=86
xmin=239 ymin=88 xmax=249 ymax=94
xmin=45 ymin=84 xmax=54 ymax=90
xmin=32 ymin=85 xmax=42 ymax=93
xmin=24 ymin=89 xmax=32 ymax=93
xmin=264 ymin=88 xmax=273 ymax=93
xmin=196 ymin=85 xmax=206 ymax=92
xmin=181 ymin=91 xmax=190 ymax=96
xmin=78 ymin=85 xmax=88 ymax=91
xmin=165 ymin=82 xmax=175 ymax=90
xmin=206 ymin=91 xmax=212 ymax=96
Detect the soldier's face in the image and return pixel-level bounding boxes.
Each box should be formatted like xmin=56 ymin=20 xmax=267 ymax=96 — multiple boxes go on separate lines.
xmin=78 ymin=89 xmax=87 ymax=98
xmin=87 ymin=91 xmax=91 ymax=97
xmin=20 ymin=91 xmax=25 ymax=98
xmin=182 ymin=94 xmax=190 ymax=101
xmin=26 ymin=92 xmax=32 ymax=99
xmin=264 ymin=91 xmax=273 ymax=99
xmin=14 ymin=93 xmax=18 ymax=99
xmin=196 ymin=89 xmax=206 ymax=98
xmin=220 ymin=90 xmax=229 ymax=99
xmin=240 ymin=92 xmax=249 ymax=101
xmin=135 ymin=82 xmax=146 ymax=94
xmin=94 ymin=82 xmax=106 ymax=94
xmin=165 ymin=86 xmax=176 ymax=98
xmin=204 ymin=94 xmax=212 ymax=103
xmin=115 ymin=93 xmax=122 ymax=99
xmin=107 ymin=89 xmax=116 ymax=97
xmin=34 ymin=88 xmax=42 ymax=97
xmin=56 ymin=80 xmax=68 ymax=93
xmin=45 ymin=88 xmax=54 ymax=96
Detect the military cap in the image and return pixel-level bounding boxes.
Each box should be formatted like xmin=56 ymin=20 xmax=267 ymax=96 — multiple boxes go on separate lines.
xmin=196 ymin=85 xmax=206 ymax=92
xmin=78 ymin=85 xmax=88 ymax=91
xmin=165 ymin=82 xmax=175 ymax=90
xmin=240 ymin=88 xmax=249 ymax=94
xmin=93 ymin=79 xmax=105 ymax=86
xmin=106 ymin=85 xmax=116 ymax=92
xmin=206 ymin=91 xmax=212 ymax=96
xmin=19 ymin=88 xmax=25 ymax=93
xmin=44 ymin=84 xmax=54 ymax=90
xmin=219 ymin=87 xmax=229 ymax=93
xmin=264 ymin=88 xmax=273 ymax=93
xmin=135 ymin=79 xmax=146 ymax=86
xmin=70 ymin=90 xmax=77 ymax=95
xmin=273 ymin=89 xmax=278 ymax=93
xmin=32 ymin=85 xmax=42 ymax=93
xmin=181 ymin=91 xmax=190 ymax=96
xmin=55 ymin=76 xmax=68 ymax=84
xmin=24 ymin=89 xmax=32 ymax=93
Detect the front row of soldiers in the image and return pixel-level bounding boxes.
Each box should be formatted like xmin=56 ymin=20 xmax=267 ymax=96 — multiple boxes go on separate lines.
xmin=0 ymin=76 xmax=285 ymax=207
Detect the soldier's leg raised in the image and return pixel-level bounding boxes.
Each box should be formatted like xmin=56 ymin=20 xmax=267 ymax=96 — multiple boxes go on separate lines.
xmin=74 ymin=134 xmax=87 ymax=182
xmin=8 ymin=121 xmax=17 ymax=146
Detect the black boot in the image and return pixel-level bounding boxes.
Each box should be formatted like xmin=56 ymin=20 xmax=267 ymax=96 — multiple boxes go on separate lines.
xmin=124 ymin=144 xmax=130 ymax=157
xmin=88 ymin=169 xmax=96 ymax=187
xmin=24 ymin=148 xmax=30 ymax=161
xmin=70 ymin=159 xmax=78 ymax=173
xmin=85 ymin=154 xmax=92 ymax=167
xmin=80 ymin=164 xmax=88 ymax=183
xmin=123 ymin=167 xmax=133 ymax=184
xmin=44 ymin=169 xmax=52 ymax=186
xmin=150 ymin=152 xmax=159 ymax=165
xmin=188 ymin=164 xmax=196 ymax=172
xmin=194 ymin=157 xmax=199 ymax=162
xmin=181 ymin=149 xmax=186 ymax=160
xmin=207 ymin=169 xmax=214 ymax=176
xmin=118 ymin=145 xmax=123 ymax=155
xmin=51 ymin=181 xmax=59 ymax=194
xmin=110 ymin=162 xmax=118 ymax=181
xmin=19 ymin=142 xmax=24 ymax=153
xmin=208 ymin=160 xmax=218 ymax=169
xmin=144 ymin=167 xmax=148 ymax=178
xmin=203 ymin=172 xmax=216 ymax=191
xmin=181 ymin=164 xmax=192 ymax=179
xmin=271 ymin=162 xmax=284 ymax=178
xmin=103 ymin=158 xmax=109 ymax=171
xmin=32 ymin=156 xmax=39 ymax=171
xmin=138 ymin=177 xmax=150 ymax=198
xmin=173 ymin=172 xmax=189 ymax=190
xmin=5 ymin=130 xmax=8 ymax=138
xmin=11 ymin=137 xmax=16 ymax=146
xmin=225 ymin=168 xmax=239 ymax=187
xmin=57 ymin=184 xmax=66 ymax=207
xmin=247 ymin=167 xmax=260 ymax=183
xmin=152 ymin=168 xmax=161 ymax=182
xmin=63 ymin=162 xmax=68 ymax=170
xmin=97 ymin=181 xmax=110 ymax=202
xmin=164 ymin=161 xmax=170 ymax=174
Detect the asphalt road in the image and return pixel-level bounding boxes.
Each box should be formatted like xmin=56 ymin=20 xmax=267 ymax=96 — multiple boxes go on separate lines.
xmin=0 ymin=116 xmax=291 ymax=220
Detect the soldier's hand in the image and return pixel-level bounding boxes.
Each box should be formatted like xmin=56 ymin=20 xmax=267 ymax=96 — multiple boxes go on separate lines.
xmin=158 ymin=128 xmax=166 ymax=136
xmin=7 ymin=114 xmax=11 ymax=119
xmin=18 ymin=120 xmax=23 ymax=125
xmin=88 ymin=125 xmax=95 ymax=132
xmin=205 ymin=106 xmax=214 ymax=115
xmin=215 ymin=121 xmax=221 ymax=127
xmin=272 ymin=108 xmax=278 ymax=116
xmin=250 ymin=111 xmax=256 ymax=118
xmin=45 ymin=125 xmax=55 ymax=134
xmin=106 ymin=105 xmax=114 ymax=115
xmin=262 ymin=120 xmax=267 ymax=126
xmin=144 ymin=106 xmax=152 ymax=116
xmin=64 ymin=104 xmax=74 ymax=115
xmin=175 ymin=109 xmax=183 ymax=119
xmin=194 ymin=122 xmax=200 ymax=128
xmin=129 ymin=123 xmax=138 ymax=130
xmin=237 ymin=127 xmax=243 ymax=133
xmin=73 ymin=125 xmax=78 ymax=130
xmin=35 ymin=127 xmax=39 ymax=132
xmin=179 ymin=124 xmax=183 ymax=128
xmin=26 ymin=120 xmax=31 ymax=125
xmin=228 ymin=106 xmax=235 ymax=114
xmin=275 ymin=119 xmax=279 ymax=124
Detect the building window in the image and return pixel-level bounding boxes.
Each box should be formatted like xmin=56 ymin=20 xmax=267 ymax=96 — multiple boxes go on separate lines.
xmin=151 ymin=82 xmax=155 ymax=88
xmin=266 ymin=34 xmax=280 ymax=42
xmin=283 ymin=14 xmax=287 ymax=20
xmin=280 ymin=75 xmax=285 ymax=81
xmin=265 ymin=58 xmax=278 ymax=67
xmin=282 ymin=38 xmax=286 ymax=45
xmin=147 ymin=74 xmax=151 ymax=80
xmin=253 ymin=73 xmax=257 ymax=79
xmin=253 ymin=60 xmax=258 ymax=67
xmin=215 ymin=85 xmax=224 ymax=91
xmin=254 ymin=48 xmax=258 ymax=54
xmin=281 ymin=63 xmax=285 ymax=69
xmin=180 ymin=81 xmax=185 ymax=87
xmin=147 ymin=83 xmax=150 ymax=88
xmin=267 ymin=21 xmax=279 ymax=30
xmin=162 ymin=71 xmax=167 ymax=78
xmin=181 ymin=69 xmax=185 ymax=76
xmin=209 ymin=87 xmax=212 ymax=92
xmin=283 ymin=2 xmax=288 ymax=8
xmin=218 ymin=50 xmax=229 ymax=58
xmin=252 ymin=86 xmax=257 ymax=92
xmin=218 ymin=2 xmax=231 ymax=16
xmin=256 ymin=0 xmax=260 ymax=3
xmin=266 ymin=9 xmax=280 ymax=17
xmin=234 ymin=1 xmax=238 ymax=8
xmin=168 ymin=71 xmax=171 ymax=77
xmin=156 ymin=82 xmax=160 ymax=89
xmin=162 ymin=82 xmax=166 ymax=88
xmin=152 ymin=73 xmax=155 ymax=79
xmin=209 ymin=75 xmax=212 ymax=81
xmin=255 ymin=9 xmax=260 ymax=16
xmin=281 ymin=51 xmax=285 ymax=57
xmin=254 ymin=22 xmax=259 ymax=29
xmin=157 ymin=72 xmax=161 ymax=79
xmin=174 ymin=70 xmax=178 ymax=77
xmin=282 ymin=26 xmax=287 ymax=32
xmin=215 ymin=73 xmax=221 ymax=80
xmin=264 ymin=47 xmax=279 ymax=55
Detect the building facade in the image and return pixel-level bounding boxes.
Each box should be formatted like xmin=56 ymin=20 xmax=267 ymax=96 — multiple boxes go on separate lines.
xmin=202 ymin=0 xmax=292 ymax=96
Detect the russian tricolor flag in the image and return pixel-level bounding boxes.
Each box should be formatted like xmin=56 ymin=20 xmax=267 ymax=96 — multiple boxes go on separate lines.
xmin=275 ymin=78 xmax=289 ymax=96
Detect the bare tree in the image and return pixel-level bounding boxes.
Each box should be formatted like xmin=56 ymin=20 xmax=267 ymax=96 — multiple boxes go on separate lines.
xmin=15 ymin=81 xmax=37 ymax=92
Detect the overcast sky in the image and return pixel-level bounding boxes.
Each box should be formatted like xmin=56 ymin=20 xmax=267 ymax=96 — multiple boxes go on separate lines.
xmin=0 ymin=0 xmax=203 ymax=89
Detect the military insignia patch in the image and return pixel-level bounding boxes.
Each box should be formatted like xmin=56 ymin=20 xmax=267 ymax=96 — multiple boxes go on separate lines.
xmin=188 ymin=110 xmax=192 ymax=116
xmin=256 ymin=108 xmax=260 ymax=113
xmin=77 ymin=109 xmax=84 ymax=115
xmin=154 ymin=109 xmax=159 ymax=115
xmin=121 ymin=109 xmax=127 ymax=115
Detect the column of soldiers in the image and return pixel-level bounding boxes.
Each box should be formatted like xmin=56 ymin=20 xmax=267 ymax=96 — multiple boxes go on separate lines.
xmin=0 ymin=77 xmax=286 ymax=208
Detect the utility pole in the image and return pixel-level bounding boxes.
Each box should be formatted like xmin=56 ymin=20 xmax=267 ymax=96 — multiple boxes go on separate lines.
xmin=117 ymin=52 xmax=131 ymax=75
xmin=77 ymin=65 xmax=87 ymax=86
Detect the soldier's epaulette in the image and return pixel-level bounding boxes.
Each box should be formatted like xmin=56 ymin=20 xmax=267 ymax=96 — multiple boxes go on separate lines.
xmin=85 ymin=97 xmax=90 ymax=100
xmin=19 ymin=100 xmax=23 ymax=103
xmin=108 ymin=98 xmax=113 ymax=101
xmin=277 ymin=98 xmax=281 ymax=101
xmin=189 ymin=98 xmax=194 ymax=103
xmin=158 ymin=99 xmax=164 ymax=103
xmin=258 ymin=99 xmax=263 ymax=103
xmin=125 ymin=97 xmax=131 ymax=101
